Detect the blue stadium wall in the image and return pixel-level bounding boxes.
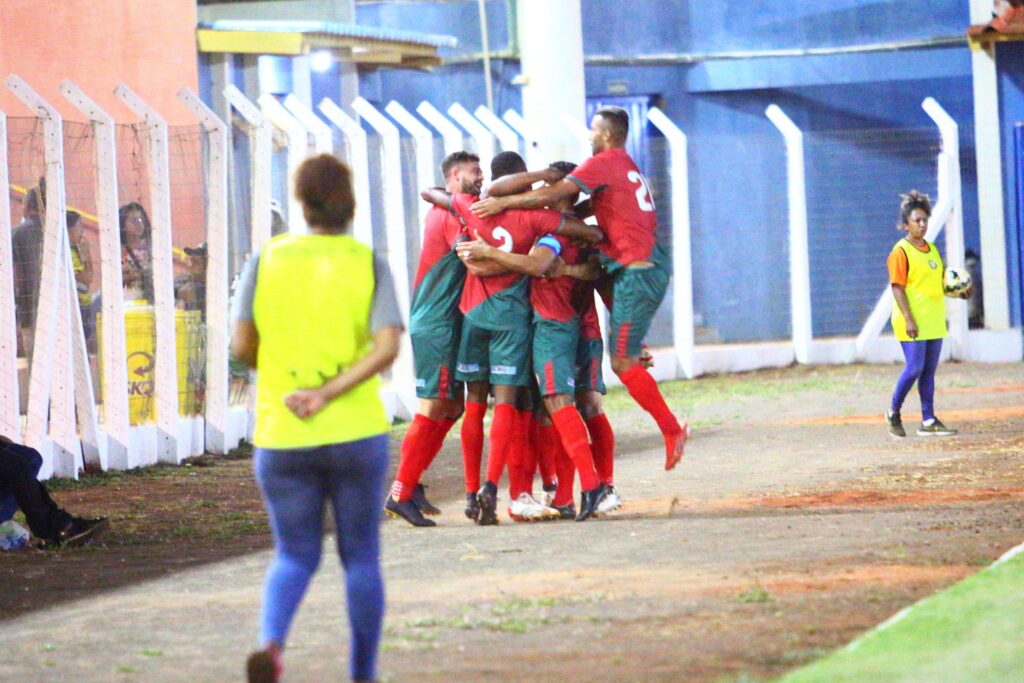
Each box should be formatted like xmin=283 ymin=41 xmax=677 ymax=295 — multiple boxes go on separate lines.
xmin=202 ymin=1 xmax=1022 ymax=339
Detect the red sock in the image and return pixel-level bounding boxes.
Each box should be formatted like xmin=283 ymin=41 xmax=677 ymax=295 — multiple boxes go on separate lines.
xmin=532 ymin=416 xmax=554 ymax=487
xmin=392 ymin=414 xmax=445 ymax=502
xmin=551 ymin=406 xmax=600 ymax=491
xmin=585 ymin=413 xmax=615 ymax=485
xmin=551 ymin=431 xmax=575 ymax=507
xmin=507 ymin=410 xmax=531 ymax=499
xmin=461 ymin=401 xmax=486 ymax=493
xmin=619 ymin=365 xmax=681 ymax=436
xmin=519 ymin=411 xmax=538 ymax=495
xmin=486 ymin=403 xmax=516 ymax=486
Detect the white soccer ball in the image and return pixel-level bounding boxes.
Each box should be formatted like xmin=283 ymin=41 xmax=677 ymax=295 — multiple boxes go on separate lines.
xmin=943 ymin=266 xmax=972 ymax=298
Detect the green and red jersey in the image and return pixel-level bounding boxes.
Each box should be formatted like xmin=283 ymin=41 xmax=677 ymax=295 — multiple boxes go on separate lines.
xmin=450 ymin=192 xmax=564 ymax=331
xmin=530 ymin=233 xmax=581 ymax=324
xmin=409 ymin=204 xmax=467 ymax=333
xmin=567 ymin=147 xmax=666 ymax=273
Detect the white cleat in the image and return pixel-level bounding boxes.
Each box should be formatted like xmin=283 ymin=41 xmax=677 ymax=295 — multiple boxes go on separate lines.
xmin=596 ymin=486 xmax=622 ymax=514
xmin=508 ymin=493 xmax=561 ymax=522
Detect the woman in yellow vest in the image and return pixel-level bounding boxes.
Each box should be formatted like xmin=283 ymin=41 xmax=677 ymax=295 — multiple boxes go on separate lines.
xmin=231 ymin=154 xmax=403 ymax=683
xmin=885 ymin=191 xmax=970 ymax=438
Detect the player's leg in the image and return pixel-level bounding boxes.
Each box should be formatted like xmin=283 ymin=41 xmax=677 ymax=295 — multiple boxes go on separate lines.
xmin=888 ymin=340 xmax=927 ymax=437
xmin=916 ymin=338 xmax=957 ymax=436
xmin=575 ymin=333 xmax=615 ymax=488
xmin=608 ymin=265 xmax=688 ymax=470
xmin=456 ymin=322 xmax=491 ymax=518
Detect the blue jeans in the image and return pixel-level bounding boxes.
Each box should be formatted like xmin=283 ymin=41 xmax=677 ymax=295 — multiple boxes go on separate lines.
xmin=0 ymin=443 xmax=43 ymax=523
xmin=891 ymin=339 xmax=943 ymax=422
xmin=254 ymin=434 xmax=388 ymax=682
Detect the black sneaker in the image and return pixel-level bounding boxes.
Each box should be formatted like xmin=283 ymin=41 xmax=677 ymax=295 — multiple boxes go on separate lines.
xmin=917 ymin=418 xmax=958 ymax=437
xmin=56 ymin=517 xmax=109 ymax=548
xmin=412 ymin=484 xmax=441 ymax=516
xmin=384 ymin=497 xmax=436 ymax=527
xmin=577 ymin=483 xmax=609 ymax=522
xmin=475 ymin=481 xmax=499 ymax=526
xmin=246 ymin=647 xmax=282 ymax=683
xmin=464 ymin=492 xmax=480 ymax=521
xmin=553 ymin=503 xmax=576 ymax=520
xmin=886 ymin=410 xmax=906 ymax=438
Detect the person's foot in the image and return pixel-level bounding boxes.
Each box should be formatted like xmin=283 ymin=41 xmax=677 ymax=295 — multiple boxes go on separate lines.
xmin=246 ymin=644 xmax=282 ymax=683
xmin=596 ymin=485 xmax=622 ymax=514
xmin=464 ymin=492 xmax=480 ymax=521
xmin=553 ymin=503 xmax=577 ymax=520
xmin=475 ymin=482 xmax=499 ymax=526
xmin=577 ymin=483 xmax=610 ymax=522
xmin=917 ymin=418 xmax=958 ymax=437
xmin=508 ymin=493 xmax=560 ymax=522
xmin=412 ymin=483 xmax=441 ymax=516
xmin=56 ymin=517 xmax=109 ymax=548
xmin=886 ymin=409 xmax=906 ymax=438
xmin=665 ymin=423 xmax=691 ymax=471
xmin=384 ymin=497 xmax=436 ymax=527
xmin=541 ymin=482 xmax=557 ymax=507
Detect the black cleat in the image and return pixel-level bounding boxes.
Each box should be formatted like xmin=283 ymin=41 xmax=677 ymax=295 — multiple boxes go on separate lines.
xmin=412 ymin=483 xmax=441 ymax=516
xmin=475 ymin=481 xmax=499 ymax=526
xmin=576 ymin=483 xmax=609 ymax=522
xmin=55 ymin=517 xmax=110 ymax=548
xmin=384 ymin=497 xmax=436 ymax=527
xmin=464 ymin=492 xmax=480 ymax=521
xmin=553 ymin=503 xmax=576 ymax=520
xmin=886 ymin=410 xmax=906 ymax=438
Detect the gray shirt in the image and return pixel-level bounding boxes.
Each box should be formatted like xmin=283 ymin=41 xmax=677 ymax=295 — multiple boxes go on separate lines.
xmin=231 ymin=251 xmax=404 ymax=333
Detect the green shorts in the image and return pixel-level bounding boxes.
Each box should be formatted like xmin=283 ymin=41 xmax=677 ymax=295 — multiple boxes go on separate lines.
xmin=456 ymin=321 xmax=532 ymax=386
xmin=411 ymin=324 xmax=464 ymax=400
xmin=532 ymin=318 xmax=579 ymax=397
xmin=608 ymin=264 xmax=669 ymax=358
xmin=575 ymin=335 xmax=606 ymax=394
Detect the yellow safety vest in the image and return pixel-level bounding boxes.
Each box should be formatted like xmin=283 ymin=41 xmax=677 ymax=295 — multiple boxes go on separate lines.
xmin=252 ymin=233 xmax=388 ymax=448
xmin=890 ymin=238 xmax=946 ymax=342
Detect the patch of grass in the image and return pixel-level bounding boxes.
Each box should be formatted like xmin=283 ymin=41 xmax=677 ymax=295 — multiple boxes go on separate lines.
xmin=46 ymin=464 xmax=188 ymax=491
xmin=738 ymin=585 xmax=772 ymax=604
xmin=140 ymin=648 xmax=162 ymax=658
xmin=116 ymin=664 xmax=140 ymax=674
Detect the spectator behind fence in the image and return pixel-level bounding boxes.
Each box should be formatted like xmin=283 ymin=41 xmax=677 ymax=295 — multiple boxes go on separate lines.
xmin=231 ymin=154 xmax=403 ymax=683
xmin=119 ymin=202 xmax=154 ymax=303
xmin=12 ymin=187 xmax=43 ymax=357
xmin=0 ymin=435 xmax=109 ymax=550
xmin=67 ymin=210 xmax=96 ymax=344
xmin=175 ymin=242 xmax=207 ymax=313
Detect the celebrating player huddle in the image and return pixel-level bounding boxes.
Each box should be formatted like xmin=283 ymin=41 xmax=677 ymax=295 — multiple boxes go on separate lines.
xmin=385 ymin=106 xmax=689 ymax=527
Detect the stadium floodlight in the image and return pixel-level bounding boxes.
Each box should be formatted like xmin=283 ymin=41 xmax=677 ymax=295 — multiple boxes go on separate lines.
xmin=310 ymin=50 xmax=333 ymax=74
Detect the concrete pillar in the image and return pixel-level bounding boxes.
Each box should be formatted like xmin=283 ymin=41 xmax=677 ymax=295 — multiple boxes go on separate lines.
xmin=970 ymin=0 xmax=1011 ymax=329
xmin=516 ymin=0 xmax=588 ymax=163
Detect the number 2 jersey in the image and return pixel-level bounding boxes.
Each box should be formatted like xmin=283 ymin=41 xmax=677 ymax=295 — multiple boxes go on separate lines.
xmin=409 ymin=204 xmax=467 ymax=333
xmin=450 ymin=192 xmax=564 ymax=330
xmin=567 ymin=147 xmax=667 ymax=273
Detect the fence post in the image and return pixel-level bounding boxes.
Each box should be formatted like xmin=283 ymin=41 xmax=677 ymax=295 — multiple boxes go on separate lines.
xmin=647 ymin=107 xmax=695 ymax=379
xmin=283 ymin=94 xmax=333 ymax=155
xmin=259 ymin=94 xmax=310 ymax=236
xmin=766 ymin=104 xmax=813 ymax=365
xmin=447 ymin=103 xmax=495 ymax=181
xmin=224 ymin=85 xmax=273 ymax=252
xmin=416 ymin=102 xmax=463 ymax=158
xmin=0 ymin=112 xmax=20 ymax=439
xmin=351 ymin=97 xmax=416 ymax=419
xmin=115 ymin=84 xmax=181 ymax=464
xmin=177 ymin=87 xmax=234 ymax=455
xmin=318 ymin=99 xmax=374 ymax=248
xmin=60 ymin=80 xmax=132 ymax=470
xmin=501 ymin=109 xmax=544 ymax=170
xmin=923 ymin=97 xmax=968 ymax=360
xmin=474 ymin=106 xmax=520 ymax=154
xmin=385 ymin=101 xmax=437 ymax=243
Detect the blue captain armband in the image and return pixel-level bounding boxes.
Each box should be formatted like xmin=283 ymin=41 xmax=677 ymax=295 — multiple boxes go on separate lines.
xmin=536 ymin=235 xmax=562 ymax=256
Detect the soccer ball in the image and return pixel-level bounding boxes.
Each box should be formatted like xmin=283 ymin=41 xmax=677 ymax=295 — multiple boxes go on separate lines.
xmin=943 ymin=266 xmax=972 ymax=298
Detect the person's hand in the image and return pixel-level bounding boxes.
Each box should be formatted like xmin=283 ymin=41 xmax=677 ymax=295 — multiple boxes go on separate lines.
xmin=284 ymin=388 xmax=327 ymax=420
xmin=455 ymin=232 xmax=494 ymax=262
xmin=577 ymin=259 xmax=603 ymax=281
xmin=905 ymin=318 xmax=919 ymax=339
xmin=470 ymin=196 xmax=506 ymax=218
xmin=959 ymin=283 xmax=974 ymax=300
xmin=546 ymin=258 xmax=567 ymax=279
xmin=544 ymin=163 xmax=573 ymax=183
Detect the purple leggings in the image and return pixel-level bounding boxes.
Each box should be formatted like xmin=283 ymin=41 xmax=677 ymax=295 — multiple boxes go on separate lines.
xmin=890 ymin=338 xmax=943 ymax=422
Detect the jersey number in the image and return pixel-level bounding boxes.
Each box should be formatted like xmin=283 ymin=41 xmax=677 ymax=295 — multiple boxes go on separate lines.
xmin=627 ymin=170 xmax=655 ymax=212
xmin=492 ymin=226 xmax=514 ymax=253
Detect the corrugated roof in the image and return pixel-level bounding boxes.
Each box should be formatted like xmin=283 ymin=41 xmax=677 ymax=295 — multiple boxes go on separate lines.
xmin=198 ymin=20 xmax=458 ymax=49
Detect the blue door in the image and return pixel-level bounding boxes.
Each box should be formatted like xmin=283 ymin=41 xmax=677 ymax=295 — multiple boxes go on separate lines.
xmin=1016 ymin=124 xmax=1024 ymax=328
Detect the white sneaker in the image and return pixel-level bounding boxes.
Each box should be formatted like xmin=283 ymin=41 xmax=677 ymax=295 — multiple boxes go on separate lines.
xmin=596 ymin=486 xmax=622 ymax=514
xmin=508 ymin=493 xmax=560 ymax=522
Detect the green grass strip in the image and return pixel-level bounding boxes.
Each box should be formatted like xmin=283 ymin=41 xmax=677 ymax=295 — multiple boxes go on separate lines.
xmin=778 ymin=546 xmax=1024 ymax=683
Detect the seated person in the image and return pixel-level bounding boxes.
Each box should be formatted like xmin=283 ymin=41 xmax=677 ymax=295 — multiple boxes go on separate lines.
xmin=0 ymin=436 xmax=109 ymax=549
xmin=175 ymin=242 xmax=207 ymax=312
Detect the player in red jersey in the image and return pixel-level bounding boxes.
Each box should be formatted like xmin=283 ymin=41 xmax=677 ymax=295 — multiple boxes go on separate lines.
xmin=472 ymin=106 xmax=689 ymax=471
xmin=458 ymin=160 xmax=612 ymax=521
xmin=384 ymin=152 xmax=483 ymax=527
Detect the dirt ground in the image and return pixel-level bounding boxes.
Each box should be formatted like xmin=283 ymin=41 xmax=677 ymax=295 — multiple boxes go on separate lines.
xmin=1 ymin=361 xmax=1022 ymax=682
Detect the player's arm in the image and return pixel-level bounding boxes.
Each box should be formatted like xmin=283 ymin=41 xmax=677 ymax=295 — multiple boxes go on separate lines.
xmin=548 ymin=254 xmax=603 ymax=281
xmin=573 ymin=199 xmax=593 ymax=219
xmin=471 ymin=179 xmax=580 ymax=217
xmin=457 ymin=233 xmax=558 ymax=278
xmin=465 ymin=259 xmax=510 ymax=277
xmin=487 ymin=166 xmax=567 ymax=197
xmin=420 ymin=187 xmax=452 ymax=210
xmin=556 ymin=215 xmax=603 ymax=244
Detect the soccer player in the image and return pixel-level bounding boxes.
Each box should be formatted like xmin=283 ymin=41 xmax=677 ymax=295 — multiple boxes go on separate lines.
xmin=457 ymin=160 xmax=613 ymax=521
xmin=472 ymin=106 xmax=690 ymax=471
xmin=429 ymin=152 xmax=602 ymax=524
xmin=384 ymin=152 xmax=483 ymax=527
